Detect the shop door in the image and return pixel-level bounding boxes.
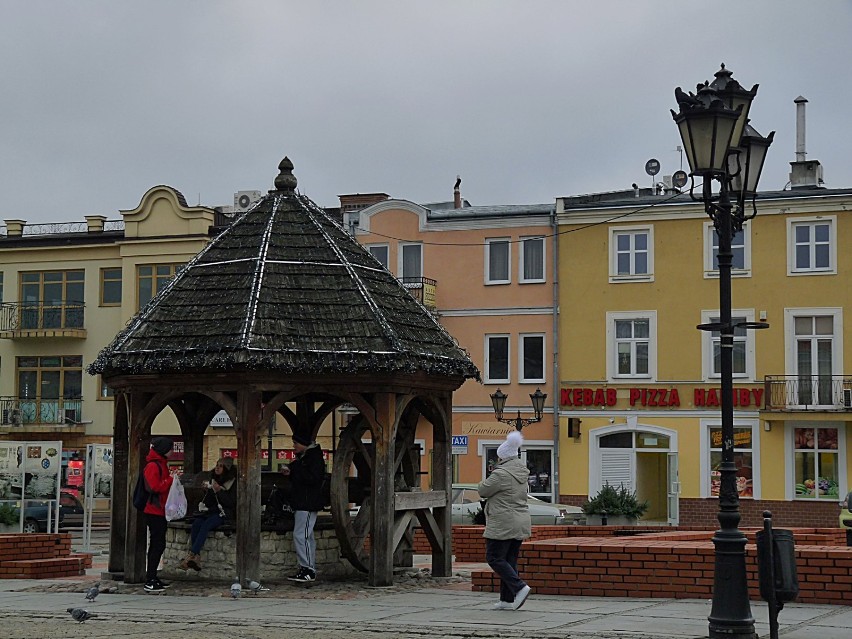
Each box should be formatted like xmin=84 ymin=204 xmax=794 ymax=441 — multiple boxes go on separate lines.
xmin=521 ymin=448 xmax=554 ymax=502
xmin=667 ymin=452 xmax=680 ymax=525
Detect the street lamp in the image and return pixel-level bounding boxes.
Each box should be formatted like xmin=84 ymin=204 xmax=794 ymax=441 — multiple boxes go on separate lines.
xmin=672 ymin=63 xmax=774 ymax=639
xmin=490 ymin=388 xmax=547 ymax=431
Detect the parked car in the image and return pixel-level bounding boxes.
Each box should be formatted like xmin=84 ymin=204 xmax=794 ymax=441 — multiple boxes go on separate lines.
xmin=451 ymin=484 xmax=583 ymax=525
xmin=8 ymin=492 xmax=81 ymax=533
xmin=840 ymin=490 xmax=852 ymax=529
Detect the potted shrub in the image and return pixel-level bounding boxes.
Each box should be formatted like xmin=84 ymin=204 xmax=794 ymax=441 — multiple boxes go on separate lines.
xmin=0 ymin=503 xmax=19 ymax=533
xmin=581 ymin=483 xmax=648 ymax=526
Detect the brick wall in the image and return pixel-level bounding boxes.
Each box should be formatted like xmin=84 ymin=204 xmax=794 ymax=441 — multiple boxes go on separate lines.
xmin=559 ymin=496 xmax=841 ymax=528
xmin=470 ymin=528 xmax=852 ymax=605
xmin=0 ymin=533 xmax=92 ymax=579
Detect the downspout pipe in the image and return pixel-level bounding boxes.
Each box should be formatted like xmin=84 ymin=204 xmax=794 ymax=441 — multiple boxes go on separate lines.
xmin=550 ymin=203 xmax=560 ymax=502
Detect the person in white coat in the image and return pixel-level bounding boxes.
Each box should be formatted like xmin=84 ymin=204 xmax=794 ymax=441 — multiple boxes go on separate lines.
xmin=478 ymin=430 xmax=532 ymax=610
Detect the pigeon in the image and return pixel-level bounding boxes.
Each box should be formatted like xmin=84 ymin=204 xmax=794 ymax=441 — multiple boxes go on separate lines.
xmin=67 ymin=607 xmax=94 ymax=623
xmin=85 ymin=583 xmax=100 ymax=602
xmin=247 ymin=580 xmax=268 ymax=594
xmin=230 ymin=579 xmax=242 ymax=599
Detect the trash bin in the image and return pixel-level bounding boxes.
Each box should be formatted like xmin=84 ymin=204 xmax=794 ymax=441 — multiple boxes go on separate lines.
xmin=756 ymin=528 xmax=799 ymax=603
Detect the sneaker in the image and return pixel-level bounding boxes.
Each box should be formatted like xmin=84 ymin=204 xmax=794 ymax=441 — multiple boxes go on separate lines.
xmin=492 ymin=601 xmax=512 ymax=610
xmin=187 ymin=554 xmax=202 ymax=571
xmin=155 ymin=577 xmax=171 ymax=588
xmin=288 ymin=568 xmax=316 ymax=582
xmin=144 ymin=580 xmax=165 ymax=593
xmin=511 ymin=584 xmax=531 ymax=610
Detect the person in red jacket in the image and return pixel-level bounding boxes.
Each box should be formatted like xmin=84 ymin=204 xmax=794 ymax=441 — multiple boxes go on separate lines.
xmin=143 ymin=437 xmax=175 ymax=593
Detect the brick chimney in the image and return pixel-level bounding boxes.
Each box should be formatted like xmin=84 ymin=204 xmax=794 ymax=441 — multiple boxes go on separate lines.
xmin=453 ymin=175 xmax=462 ymax=209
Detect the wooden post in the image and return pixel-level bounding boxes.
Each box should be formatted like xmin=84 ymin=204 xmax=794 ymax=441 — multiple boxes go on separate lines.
xmin=107 ymin=392 xmax=129 ymax=577
xmin=369 ymin=392 xmax=396 ymax=586
xmin=125 ymin=391 xmax=151 ymax=583
xmin=431 ymin=393 xmax=453 ymax=577
xmin=234 ymin=390 xmax=262 ymax=585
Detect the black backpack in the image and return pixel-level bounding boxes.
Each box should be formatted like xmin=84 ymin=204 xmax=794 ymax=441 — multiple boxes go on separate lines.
xmin=132 ymin=462 xmax=159 ymax=510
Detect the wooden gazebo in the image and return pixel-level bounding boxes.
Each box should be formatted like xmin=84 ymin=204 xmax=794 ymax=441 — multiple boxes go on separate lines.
xmin=89 ymin=158 xmax=479 ymax=586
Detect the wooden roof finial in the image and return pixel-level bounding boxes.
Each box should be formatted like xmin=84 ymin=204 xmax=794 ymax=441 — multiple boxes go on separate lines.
xmin=274 ymin=157 xmax=298 ymax=192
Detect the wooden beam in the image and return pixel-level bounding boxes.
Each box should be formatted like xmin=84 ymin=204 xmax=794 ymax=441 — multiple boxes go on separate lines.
xmin=391 ymin=511 xmax=415 ymax=553
xmin=107 ymin=392 xmax=129 ymax=577
xmin=430 ymin=393 xmax=453 ymax=578
xmin=125 ymin=391 xmax=152 ymax=583
xmin=393 ymin=490 xmax=447 ymax=511
xmin=414 ymin=507 xmax=444 ymax=554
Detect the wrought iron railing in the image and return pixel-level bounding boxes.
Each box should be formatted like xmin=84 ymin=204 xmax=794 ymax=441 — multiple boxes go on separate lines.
xmin=0 ymin=396 xmax=83 ymax=426
xmin=764 ymin=375 xmax=852 ymax=410
xmin=400 ymin=277 xmax=437 ymax=310
xmin=0 ymin=302 xmax=85 ymax=332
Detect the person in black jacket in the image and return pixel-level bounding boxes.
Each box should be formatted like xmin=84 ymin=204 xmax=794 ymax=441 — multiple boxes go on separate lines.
xmin=181 ymin=458 xmax=237 ymax=571
xmin=281 ymin=433 xmax=325 ymax=582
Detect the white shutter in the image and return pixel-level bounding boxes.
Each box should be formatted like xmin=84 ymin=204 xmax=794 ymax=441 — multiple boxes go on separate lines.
xmin=599 ymin=450 xmax=634 ymax=492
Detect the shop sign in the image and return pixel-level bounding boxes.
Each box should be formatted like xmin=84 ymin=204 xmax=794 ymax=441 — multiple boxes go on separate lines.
xmin=560 ymin=386 xmax=764 ymax=408
xmin=451 ymin=435 xmax=468 ymax=455
xmin=220 ymin=448 xmax=330 ymax=461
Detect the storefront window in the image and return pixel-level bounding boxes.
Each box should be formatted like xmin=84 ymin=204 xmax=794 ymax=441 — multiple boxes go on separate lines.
xmin=794 ymin=426 xmax=839 ymax=500
xmin=709 ymin=426 xmax=753 ymax=498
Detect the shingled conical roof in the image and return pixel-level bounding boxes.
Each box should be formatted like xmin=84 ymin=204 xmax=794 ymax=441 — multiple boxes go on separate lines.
xmin=89 ymin=158 xmax=479 ymax=380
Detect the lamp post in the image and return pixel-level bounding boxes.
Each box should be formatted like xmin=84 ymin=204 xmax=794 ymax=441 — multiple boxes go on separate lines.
xmin=672 ymin=64 xmax=774 ymax=639
xmin=490 ymin=387 xmax=547 ymax=431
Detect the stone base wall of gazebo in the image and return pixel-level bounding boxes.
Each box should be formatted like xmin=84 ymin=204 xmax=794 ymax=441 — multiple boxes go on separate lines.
xmin=161 ymin=522 xmax=360 ymax=581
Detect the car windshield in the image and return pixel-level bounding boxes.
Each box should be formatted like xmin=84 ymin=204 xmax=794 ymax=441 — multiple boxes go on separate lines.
xmin=451 ymin=487 xmax=481 ymax=504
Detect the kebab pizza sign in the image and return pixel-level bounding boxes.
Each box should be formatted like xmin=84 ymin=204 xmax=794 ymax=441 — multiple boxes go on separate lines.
xmin=560 ymin=386 xmax=764 ymax=409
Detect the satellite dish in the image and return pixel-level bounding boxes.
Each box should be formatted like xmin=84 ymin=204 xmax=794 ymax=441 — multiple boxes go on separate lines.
xmin=645 ymin=159 xmax=661 ymax=176
xmin=672 ymin=170 xmax=688 ymax=188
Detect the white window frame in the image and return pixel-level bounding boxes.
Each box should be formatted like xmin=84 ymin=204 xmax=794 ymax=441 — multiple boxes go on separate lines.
xmin=787 ymin=216 xmax=836 ymax=275
xmin=609 ymin=225 xmax=654 ymax=283
xmin=366 ymin=244 xmax=389 ymax=270
xmin=699 ymin=418 xmax=761 ymax=499
xmin=606 ymin=311 xmax=657 ymax=381
xmin=485 ymin=238 xmax=511 ymax=285
xmin=784 ymin=421 xmax=847 ymax=501
xmin=783 ymin=307 xmax=843 ymax=377
xmin=484 ymin=334 xmax=510 ymax=384
xmin=398 ymin=242 xmax=423 ymax=279
xmin=700 ymin=309 xmax=756 ymax=381
xmin=704 ymin=221 xmax=751 ymax=278
xmin=518 ymin=333 xmax=546 ymax=384
xmin=519 ymin=236 xmax=546 ymax=284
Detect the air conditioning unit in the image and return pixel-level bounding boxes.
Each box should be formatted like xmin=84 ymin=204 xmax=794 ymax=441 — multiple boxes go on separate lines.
xmin=843 ymin=388 xmax=852 ymax=408
xmin=234 ymin=190 xmax=262 ymax=212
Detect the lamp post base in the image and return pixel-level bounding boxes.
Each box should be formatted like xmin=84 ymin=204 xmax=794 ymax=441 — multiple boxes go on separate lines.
xmin=708 ymin=528 xmax=756 ymax=639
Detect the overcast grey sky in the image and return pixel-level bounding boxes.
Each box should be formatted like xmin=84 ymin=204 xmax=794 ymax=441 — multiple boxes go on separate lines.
xmin=2 ymin=1 xmax=851 ymax=224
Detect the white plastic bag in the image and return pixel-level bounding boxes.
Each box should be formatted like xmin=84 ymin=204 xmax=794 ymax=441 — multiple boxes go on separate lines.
xmin=165 ymin=477 xmax=187 ymax=521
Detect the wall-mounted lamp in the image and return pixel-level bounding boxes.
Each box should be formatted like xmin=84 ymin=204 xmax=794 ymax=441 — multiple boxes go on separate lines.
xmin=489 ymin=387 xmax=547 ymax=431
xmin=567 ymin=417 xmax=582 ymax=439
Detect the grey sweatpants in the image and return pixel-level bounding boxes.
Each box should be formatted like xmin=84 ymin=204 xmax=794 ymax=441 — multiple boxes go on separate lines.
xmin=293 ymin=510 xmax=318 ymax=572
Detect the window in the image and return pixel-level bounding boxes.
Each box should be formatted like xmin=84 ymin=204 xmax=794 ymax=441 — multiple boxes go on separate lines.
xmin=787 ymin=217 xmax=836 ymax=275
xmin=784 ymin=308 xmax=842 ymax=407
xmin=700 ymin=419 xmax=759 ymax=498
xmin=705 ymin=222 xmax=750 ymax=277
xmin=519 ymin=236 xmax=545 ymax=283
xmin=16 ymin=355 xmax=83 ymax=424
xmin=701 ymin=310 xmax=755 ymax=380
xmin=485 ymin=238 xmax=510 ymax=284
xmin=484 ymin=334 xmax=510 ymax=383
xmin=519 ymin=333 xmax=545 ymax=383
xmin=607 ymin=311 xmax=656 ymax=380
xmin=609 ymin=226 xmax=653 ymax=282
xmin=99 ymin=376 xmax=115 ymax=399
xmin=367 ymin=244 xmax=389 ymax=270
xmin=399 ymin=243 xmax=422 ymax=280
xmin=19 ymin=270 xmax=84 ymax=329
xmin=137 ymin=264 xmax=181 ymax=309
xmin=792 ymin=425 xmax=841 ymax=500
xmin=100 ymin=268 xmax=122 ymax=306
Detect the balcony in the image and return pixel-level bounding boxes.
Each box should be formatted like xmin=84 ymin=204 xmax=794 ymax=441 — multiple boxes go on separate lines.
xmin=0 ymin=302 xmax=86 ymax=338
xmin=400 ymin=277 xmax=437 ymax=310
xmin=764 ymin=375 xmax=852 ymax=411
xmin=0 ymin=397 xmax=85 ymax=430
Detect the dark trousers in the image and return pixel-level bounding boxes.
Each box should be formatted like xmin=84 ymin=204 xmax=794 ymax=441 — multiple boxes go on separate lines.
xmin=485 ymin=538 xmax=527 ymax=602
xmin=144 ymin=513 xmax=167 ymax=582
xmin=190 ymin=513 xmax=225 ymax=555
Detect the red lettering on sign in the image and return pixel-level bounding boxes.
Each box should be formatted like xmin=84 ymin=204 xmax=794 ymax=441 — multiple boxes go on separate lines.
xmin=629 ymin=389 xmax=641 ymax=406
xmin=670 ymin=389 xmax=680 ymax=406
xmin=752 ymin=388 xmax=764 ymax=408
xmin=706 ymin=389 xmax=720 ymax=407
xmin=561 ymin=388 xmax=572 ymax=406
xmin=582 ymin=388 xmax=593 ymax=406
xmin=573 ymin=388 xmax=583 ymax=406
xmin=607 ymin=388 xmax=617 ymax=406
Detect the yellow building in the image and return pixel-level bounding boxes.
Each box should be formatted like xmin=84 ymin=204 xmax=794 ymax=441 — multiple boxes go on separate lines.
xmin=556 ymin=185 xmax=852 ymax=527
